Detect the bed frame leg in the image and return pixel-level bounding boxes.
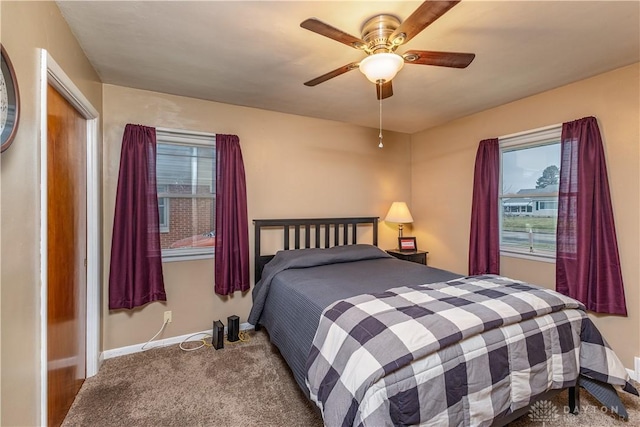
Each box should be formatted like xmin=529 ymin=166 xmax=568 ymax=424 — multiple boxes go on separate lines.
xmin=254 ymin=324 xmax=261 ymax=332
xmin=568 ymin=385 xmax=580 ymax=415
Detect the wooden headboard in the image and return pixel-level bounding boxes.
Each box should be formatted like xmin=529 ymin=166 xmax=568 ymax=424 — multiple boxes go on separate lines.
xmin=253 ymin=217 xmax=379 ymax=284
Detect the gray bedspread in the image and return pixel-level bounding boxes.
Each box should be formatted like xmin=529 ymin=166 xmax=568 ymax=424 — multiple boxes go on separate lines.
xmin=248 ymin=244 xmax=462 ymax=392
xmin=307 ymin=275 xmax=637 ymax=426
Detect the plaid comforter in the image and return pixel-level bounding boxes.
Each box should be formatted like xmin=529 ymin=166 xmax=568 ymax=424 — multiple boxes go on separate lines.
xmin=306 ymin=275 xmax=636 ymax=427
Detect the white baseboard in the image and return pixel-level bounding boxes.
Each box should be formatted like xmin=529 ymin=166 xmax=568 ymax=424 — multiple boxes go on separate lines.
xmin=103 ymin=322 xmax=254 ymax=360
xmin=631 ymin=357 xmax=640 ymax=382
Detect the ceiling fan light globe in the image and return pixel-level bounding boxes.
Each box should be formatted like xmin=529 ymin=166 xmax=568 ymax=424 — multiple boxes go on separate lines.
xmin=359 ymin=53 xmax=404 ymax=84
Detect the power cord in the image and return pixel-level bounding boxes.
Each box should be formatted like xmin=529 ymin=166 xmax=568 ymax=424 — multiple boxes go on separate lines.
xmin=179 ymin=332 xmax=213 ymax=352
xmin=178 ymin=329 xmax=252 ymax=352
xmin=141 ymin=318 xmax=169 ymax=351
xmin=140 ymin=317 xmax=252 ymax=353
xmin=225 ymin=330 xmax=250 ymax=344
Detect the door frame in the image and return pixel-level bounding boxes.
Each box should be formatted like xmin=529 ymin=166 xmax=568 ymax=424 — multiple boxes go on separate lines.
xmin=38 ymin=50 xmax=101 ymax=427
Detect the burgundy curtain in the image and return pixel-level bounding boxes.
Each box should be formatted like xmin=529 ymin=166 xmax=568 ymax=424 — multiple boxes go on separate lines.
xmin=109 ymin=124 xmax=166 ymax=309
xmin=556 ymin=116 xmax=627 ymax=315
xmin=469 ymin=138 xmax=500 ymax=275
xmin=215 ymin=134 xmax=250 ymax=295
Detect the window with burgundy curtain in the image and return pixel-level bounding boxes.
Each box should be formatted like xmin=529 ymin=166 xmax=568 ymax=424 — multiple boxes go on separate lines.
xmin=469 ymin=138 xmax=500 ymax=275
xmin=109 ymin=124 xmax=166 ymax=309
xmin=556 ymin=116 xmax=627 ymax=315
xmin=215 ymin=134 xmax=250 ymax=295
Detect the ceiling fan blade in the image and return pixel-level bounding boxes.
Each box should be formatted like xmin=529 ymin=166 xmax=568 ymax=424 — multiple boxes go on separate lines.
xmin=376 ymin=81 xmax=393 ymax=100
xmin=301 ymin=18 xmax=366 ymax=50
xmin=403 ymin=50 xmax=475 ymax=68
xmin=390 ymin=1 xmax=460 ymax=45
xmin=304 ymin=62 xmax=359 ymax=86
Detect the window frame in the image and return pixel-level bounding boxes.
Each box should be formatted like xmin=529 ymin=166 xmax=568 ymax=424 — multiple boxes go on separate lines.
xmin=498 ymin=125 xmax=561 ymax=262
xmin=157 ymin=194 xmax=169 ymax=233
xmin=155 ymin=128 xmax=216 ymax=263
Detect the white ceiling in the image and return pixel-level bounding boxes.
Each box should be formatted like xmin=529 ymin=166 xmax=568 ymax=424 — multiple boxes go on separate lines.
xmin=57 ymin=1 xmax=639 ymax=134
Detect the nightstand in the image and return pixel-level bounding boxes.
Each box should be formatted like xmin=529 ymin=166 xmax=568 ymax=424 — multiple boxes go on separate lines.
xmin=386 ymin=249 xmax=428 ymax=265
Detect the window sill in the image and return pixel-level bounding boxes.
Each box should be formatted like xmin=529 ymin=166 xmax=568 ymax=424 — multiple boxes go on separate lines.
xmin=500 ymin=249 xmax=555 ymax=264
xmin=162 ymin=252 xmax=214 ymax=263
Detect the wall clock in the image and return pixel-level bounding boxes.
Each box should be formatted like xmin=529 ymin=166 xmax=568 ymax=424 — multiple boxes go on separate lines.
xmin=1 ymin=44 xmax=20 ymax=153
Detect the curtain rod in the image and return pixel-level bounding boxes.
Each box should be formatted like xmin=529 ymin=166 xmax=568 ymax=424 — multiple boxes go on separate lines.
xmin=499 ymin=122 xmax=562 ymax=140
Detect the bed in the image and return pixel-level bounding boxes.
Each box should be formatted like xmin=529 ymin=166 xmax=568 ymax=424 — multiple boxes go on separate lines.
xmin=248 ymin=217 xmax=636 ymax=426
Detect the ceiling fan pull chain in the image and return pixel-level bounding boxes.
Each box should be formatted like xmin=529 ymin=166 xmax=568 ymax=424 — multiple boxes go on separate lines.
xmin=378 ymin=81 xmax=383 ymax=148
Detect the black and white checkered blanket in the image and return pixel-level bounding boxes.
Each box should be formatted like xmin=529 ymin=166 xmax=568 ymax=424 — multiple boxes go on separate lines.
xmin=306 ymin=275 xmax=637 ymax=427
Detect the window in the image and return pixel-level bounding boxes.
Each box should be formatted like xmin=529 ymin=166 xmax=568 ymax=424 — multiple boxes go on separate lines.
xmin=156 ymin=129 xmax=216 ymax=261
xmin=499 ymin=126 xmax=561 ymax=258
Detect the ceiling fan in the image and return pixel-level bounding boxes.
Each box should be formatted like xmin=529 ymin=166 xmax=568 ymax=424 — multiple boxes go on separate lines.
xmin=301 ymin=0 xmax=475 ymax=100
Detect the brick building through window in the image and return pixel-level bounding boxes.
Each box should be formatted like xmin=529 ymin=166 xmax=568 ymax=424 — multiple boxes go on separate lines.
xmin=156 ymin=129 xmax=216 ymax=261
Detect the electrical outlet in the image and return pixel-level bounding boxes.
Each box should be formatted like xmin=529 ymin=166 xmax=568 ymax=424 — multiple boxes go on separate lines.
xmin=164 ymin=311 xmax=172 ymax=323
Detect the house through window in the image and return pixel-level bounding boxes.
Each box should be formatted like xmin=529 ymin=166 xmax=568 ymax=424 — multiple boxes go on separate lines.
xmin=499 ymin=125 xmax=561 ymax=258
xmin=156 ymin=129 xmax=216 ymax=261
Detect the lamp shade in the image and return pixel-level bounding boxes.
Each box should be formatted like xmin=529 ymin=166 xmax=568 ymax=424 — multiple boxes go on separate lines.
xmin=385 ymin=202 xmax=414 ymax=224
xmin=359 ymin=53 xmax=405 ymax=83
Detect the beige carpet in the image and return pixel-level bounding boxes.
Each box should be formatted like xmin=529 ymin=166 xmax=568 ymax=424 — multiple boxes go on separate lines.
xmin=63 ymin=330 xmax=639 ymax=426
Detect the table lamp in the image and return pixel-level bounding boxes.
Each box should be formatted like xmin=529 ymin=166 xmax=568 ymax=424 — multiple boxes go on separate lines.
xmin=385 ymin=202 xmax=414 ymax=237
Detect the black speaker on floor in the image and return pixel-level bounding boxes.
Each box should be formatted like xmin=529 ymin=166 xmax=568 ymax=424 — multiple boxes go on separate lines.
xmin=227 ymin=315 xmax=240 ymax=342
xmin=212 ymin=320 xmax=224 ymax=350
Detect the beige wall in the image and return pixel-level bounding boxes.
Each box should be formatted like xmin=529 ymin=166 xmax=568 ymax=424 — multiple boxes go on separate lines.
xmin=102 ymin=84 xmax=412 ymax=350
xmin=2 ymin=4 xmax=637 ymax=426
xmin=410 ymin=63 xmax=640 ymax=367
xmin=0 ymin=1 xmax=103 ymax=426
